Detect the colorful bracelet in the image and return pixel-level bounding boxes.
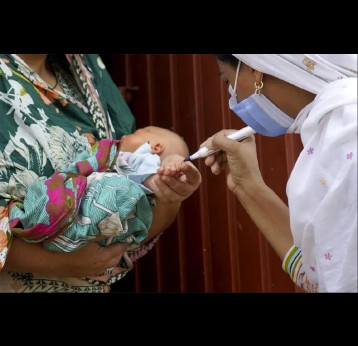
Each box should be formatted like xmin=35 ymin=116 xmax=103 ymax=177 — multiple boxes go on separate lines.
xmin=282 ymin=245 xmax=319 ymax=292
xmin=282 ymin=245 xmax=302 ymax=281
xmin=127 ymin=233 xmax=162 ymax=262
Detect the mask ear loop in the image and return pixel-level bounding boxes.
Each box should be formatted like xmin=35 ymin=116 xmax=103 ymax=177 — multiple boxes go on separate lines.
xmin=233 ymin=60 xmax=241 ymax=93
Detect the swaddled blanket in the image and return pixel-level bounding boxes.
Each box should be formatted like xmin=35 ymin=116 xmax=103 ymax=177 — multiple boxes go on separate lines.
xmin=9 ymin=139 xmax=154 ymax=252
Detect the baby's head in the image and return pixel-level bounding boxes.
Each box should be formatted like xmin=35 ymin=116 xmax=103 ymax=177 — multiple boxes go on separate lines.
xmin=120 ymin=126 xmax=189 ymax=159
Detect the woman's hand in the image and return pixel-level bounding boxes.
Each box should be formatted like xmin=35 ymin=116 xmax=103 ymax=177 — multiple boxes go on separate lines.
xmin=4 ymin=237 xmax=128 ymax=278
xmin=150 ymin=162 xmax=202 ymax=203
xmin=201 ymin=129 xmax=263 ymax=193
xmin=57 ymin=242 xmax=129 ymax=277
xmin=141 ymin=163 xmax=201 ymax=241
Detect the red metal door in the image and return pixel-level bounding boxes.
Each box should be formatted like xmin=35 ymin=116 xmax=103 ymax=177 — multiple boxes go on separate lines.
xmin=104 ymin=54 xmax=303 ymax=292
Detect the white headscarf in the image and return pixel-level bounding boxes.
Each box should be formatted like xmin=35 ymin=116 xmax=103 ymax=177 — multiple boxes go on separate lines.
xmin=232 ymin=54 xmax=357 ymax=94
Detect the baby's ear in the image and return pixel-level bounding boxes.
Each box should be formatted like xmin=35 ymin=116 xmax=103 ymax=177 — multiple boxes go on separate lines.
xmin=151 ymin=142 xmax=164 ymax=154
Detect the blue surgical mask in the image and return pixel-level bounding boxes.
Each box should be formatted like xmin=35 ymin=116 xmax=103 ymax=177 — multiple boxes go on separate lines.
xmin=228 ymin=60 xmax=294 ymax=137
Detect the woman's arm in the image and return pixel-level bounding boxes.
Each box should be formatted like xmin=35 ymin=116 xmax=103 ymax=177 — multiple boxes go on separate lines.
xmin=3 ymin=236 xmax=128 ymax=277
xmin=143 ymin=162 xmax=201 ymax=242
xmin=145 ymin=201 xmax=181 ymax=242
xmin=233 ymin=178 xmax=293 ymax=260
xmin=203 ymin=130 xmax=293 ymax=260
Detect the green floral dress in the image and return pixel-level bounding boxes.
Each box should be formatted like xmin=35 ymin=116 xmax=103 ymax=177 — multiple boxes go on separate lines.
xmin=0 ymin=54 xmax=138 ymax=292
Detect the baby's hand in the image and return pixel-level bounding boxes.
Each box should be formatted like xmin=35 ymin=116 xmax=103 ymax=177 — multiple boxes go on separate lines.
xmin=157 ymin=161 xmax=183 ymax=177
xmin=157 ymin=154 xmax=185 ymax=178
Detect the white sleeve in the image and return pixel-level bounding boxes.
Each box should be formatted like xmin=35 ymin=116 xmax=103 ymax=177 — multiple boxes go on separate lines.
xmin=287 ymin=101 xmax=357 ymax=292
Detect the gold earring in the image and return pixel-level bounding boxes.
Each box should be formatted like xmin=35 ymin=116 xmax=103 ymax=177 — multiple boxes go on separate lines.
xmin=254 ymin=81 xmax=264 ymax=95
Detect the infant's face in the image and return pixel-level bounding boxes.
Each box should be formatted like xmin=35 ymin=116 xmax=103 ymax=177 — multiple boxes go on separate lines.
xmin=120 ymin=127 xmax=156 ymax=152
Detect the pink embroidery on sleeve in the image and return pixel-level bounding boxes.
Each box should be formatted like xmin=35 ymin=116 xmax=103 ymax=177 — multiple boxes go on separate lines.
xmin=324 ymin=252 xmax=332 ymax=260
xmin=307 ymin=147 xmax=314 ymax=155
xmin=346 ymin=152 xmax=353 ymax=160
xmin=300 ymin=273 xmax=319 ymax=292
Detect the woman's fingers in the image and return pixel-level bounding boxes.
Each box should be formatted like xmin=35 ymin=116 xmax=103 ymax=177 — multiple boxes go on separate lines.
xmin=68 ymin=242 xmax=129 ymax=276
xmin=180 ymin=162 xmax=202 ymax=185
xmin=204 ymin=151 xmax=227 ymax=175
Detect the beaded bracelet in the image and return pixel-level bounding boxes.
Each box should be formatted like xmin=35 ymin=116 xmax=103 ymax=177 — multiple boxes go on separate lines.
xmin=127 ymin=233 xmax=162 ymax=262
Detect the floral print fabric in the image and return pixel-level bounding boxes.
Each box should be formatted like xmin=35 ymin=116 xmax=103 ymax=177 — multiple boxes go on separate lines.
xmin=0 ymin=54 xmax=136 ymax=292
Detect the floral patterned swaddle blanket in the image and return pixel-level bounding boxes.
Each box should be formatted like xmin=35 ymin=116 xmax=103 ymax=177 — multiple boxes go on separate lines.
xmin=9 ymin=139 xmax=153 ymax=252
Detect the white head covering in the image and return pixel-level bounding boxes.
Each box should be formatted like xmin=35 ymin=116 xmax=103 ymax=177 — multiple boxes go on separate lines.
xmin=232 ymin=54 xmax=357 ymax=94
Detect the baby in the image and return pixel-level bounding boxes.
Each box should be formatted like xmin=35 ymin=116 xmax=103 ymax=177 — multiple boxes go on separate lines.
xmin=9 ymin=126 xmax=189 ymax=256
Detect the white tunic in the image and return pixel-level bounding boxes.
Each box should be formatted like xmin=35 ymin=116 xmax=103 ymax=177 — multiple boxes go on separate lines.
xmin=287 ymin=78 xmax=357 ymax=292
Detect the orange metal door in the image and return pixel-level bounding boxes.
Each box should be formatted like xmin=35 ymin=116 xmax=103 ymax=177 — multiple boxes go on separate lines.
xmin=103 ymin=54 xmax=303 ymax=293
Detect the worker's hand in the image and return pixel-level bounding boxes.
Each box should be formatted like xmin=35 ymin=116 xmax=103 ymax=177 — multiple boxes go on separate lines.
xmin=201 ymin=129 xmax=263 ymax=192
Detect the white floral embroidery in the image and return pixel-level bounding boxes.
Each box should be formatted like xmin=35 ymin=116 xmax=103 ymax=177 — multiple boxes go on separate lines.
xmin=97 ymin=57 xmax=106 ymax=70
xmin=47 ymin=126 xmax=90 ymax=170
xmin=0 ymin=79 xmax=33 ymax=118
xmin=0 ymin=59 xmax=12 ymax=77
